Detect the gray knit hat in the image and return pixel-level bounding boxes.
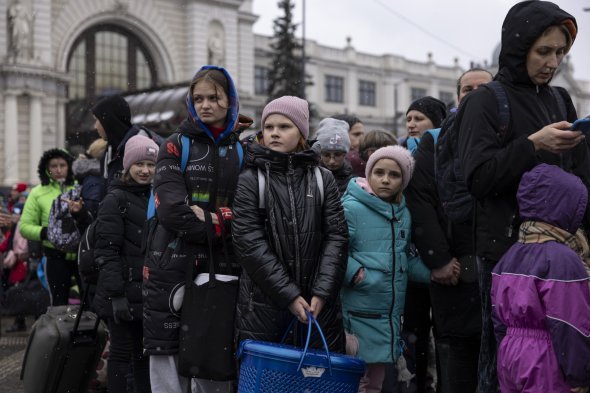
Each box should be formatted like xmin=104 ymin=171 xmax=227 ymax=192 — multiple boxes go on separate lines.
xmin=314 ymin=118 xmax=351 ymax=153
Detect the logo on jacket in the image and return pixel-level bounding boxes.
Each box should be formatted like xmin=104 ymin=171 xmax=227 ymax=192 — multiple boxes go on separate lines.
xmin=167 ymin=142 xmax=179 ymax=157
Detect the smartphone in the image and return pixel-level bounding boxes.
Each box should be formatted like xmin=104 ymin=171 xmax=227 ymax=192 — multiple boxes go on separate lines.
xmin=571 ymin=118 xmax=590 ymax=134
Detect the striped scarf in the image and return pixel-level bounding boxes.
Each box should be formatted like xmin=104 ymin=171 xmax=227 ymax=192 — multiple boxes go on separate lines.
xmin=519 ymin=220 xmax=590 ymax=284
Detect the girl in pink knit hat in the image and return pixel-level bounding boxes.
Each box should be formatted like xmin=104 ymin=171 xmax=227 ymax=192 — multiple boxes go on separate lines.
xmin=93 ymin=134 xmax=158 ymax=393
xmin=340 ymin=145 xmax=431 ymax=393
xmin=232 ymin=96 xmax=349 ymax=355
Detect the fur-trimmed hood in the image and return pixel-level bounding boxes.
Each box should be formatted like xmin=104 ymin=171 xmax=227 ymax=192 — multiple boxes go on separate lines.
xmin=72 ymin=157 xmax=101 ymax=181
xmin=37 ymin=148 xmax=75 ymax=186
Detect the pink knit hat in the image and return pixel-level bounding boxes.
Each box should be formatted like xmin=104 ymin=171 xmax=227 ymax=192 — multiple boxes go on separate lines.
xmin=365 ymin=146 xmax=415 ymax=190
xmin=123 ymin=135 xmax=159 ymax=172
xmin=261 ymin=96 xmax=310 ymax=139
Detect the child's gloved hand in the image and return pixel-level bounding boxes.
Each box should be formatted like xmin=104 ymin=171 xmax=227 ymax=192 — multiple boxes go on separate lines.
xmin=111 ymin=297 xmax=133 ymax=324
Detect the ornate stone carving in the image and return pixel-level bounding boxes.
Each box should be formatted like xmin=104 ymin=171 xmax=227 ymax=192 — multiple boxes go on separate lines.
xmin=207 ymin=21 xmax=225 ymax=67
xmin=7 ymin=0 xmax=34 ymax=63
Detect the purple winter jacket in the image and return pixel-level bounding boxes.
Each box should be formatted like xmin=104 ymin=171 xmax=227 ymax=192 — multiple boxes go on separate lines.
xmin=492 ymin=163 xmax=590 ymax=392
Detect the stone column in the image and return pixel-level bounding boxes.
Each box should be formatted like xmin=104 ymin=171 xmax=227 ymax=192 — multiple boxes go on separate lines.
xmin=29 ymin=94 xmax=43 ymax=183
xmin=56 ymin=98 xmax=66 ymax=149
xmin=3 ymin=92 xmax=20 ymax=185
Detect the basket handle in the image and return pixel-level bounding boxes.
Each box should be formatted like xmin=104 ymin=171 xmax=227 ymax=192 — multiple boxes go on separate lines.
xmin=296 ymin=311 xmax=333 ymax=376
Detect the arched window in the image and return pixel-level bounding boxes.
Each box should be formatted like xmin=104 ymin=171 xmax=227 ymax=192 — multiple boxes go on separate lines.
xmin=66 ymin=25 xmax=157 ymax=99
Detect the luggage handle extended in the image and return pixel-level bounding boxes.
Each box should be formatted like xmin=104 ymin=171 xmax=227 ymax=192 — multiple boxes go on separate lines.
xmin=280 ymin=310 xmax=333 ymax=376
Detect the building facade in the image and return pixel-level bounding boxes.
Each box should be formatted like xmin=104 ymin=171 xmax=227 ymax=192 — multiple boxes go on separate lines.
xmin=1 ymin=0 xmax=588 ymax=186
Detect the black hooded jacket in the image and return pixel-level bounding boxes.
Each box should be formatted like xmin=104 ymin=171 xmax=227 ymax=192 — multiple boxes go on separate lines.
xmin=92 ymin=96 xmax=162 ymax=189
xmin=232 ymin=142 xmax=348 ymax=352
xmin=457 ymin=1 xmax=590 ymax=262
xmin=142 ymin=65 xmax=253 ymax=355
xmin=93 ymin=180 xmax=150 ymax=320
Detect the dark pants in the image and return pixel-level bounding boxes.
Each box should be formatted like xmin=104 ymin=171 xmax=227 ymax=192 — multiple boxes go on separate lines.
xmin=108 ymin=319 xmax=151 ymax=393
xmin=477 ymin=257 xmax=499 ymax=393
xmin=436 ymin=336 xmax=480 ymax=393
xmin=402 ymin=284 xmax=433 ymax=393
xmin=44 ymin=247 xmax=80 ymax=306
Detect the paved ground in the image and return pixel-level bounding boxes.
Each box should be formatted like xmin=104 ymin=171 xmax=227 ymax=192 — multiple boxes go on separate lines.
xmin=0 ymin=316 xmax=31 ymax=393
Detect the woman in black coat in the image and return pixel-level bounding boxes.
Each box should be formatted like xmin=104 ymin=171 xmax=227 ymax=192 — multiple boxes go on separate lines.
xmin=232 ymin=96 xmax=348 ymax=352
xmin=94 ymin=134 xmax=159 ymax=393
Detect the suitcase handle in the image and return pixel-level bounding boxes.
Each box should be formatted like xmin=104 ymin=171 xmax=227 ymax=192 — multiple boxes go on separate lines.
xmin=296 ymin=311 xmax=333 ymax=376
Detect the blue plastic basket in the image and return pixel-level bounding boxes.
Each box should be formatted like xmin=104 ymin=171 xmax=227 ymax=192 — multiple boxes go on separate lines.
xmin=237 ymin=312 xmax=366 ymax=393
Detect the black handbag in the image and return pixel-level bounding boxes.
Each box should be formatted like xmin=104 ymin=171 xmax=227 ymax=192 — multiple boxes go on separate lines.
xmin=177 ymin=212 xmax=239 ymax=381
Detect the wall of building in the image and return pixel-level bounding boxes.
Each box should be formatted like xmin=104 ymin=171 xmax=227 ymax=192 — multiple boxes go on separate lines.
xmin=1 ymin=0 xmax=588 ymax=186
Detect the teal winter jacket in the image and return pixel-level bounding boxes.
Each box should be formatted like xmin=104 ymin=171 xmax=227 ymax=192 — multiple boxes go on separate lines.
xmin=341 ymin=177 xmax=430 ymax=364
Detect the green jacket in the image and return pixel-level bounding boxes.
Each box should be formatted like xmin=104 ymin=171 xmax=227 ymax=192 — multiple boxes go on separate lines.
xmin=341 ymin=177 xmax=430 ymax=364
xmin=19 ymin=180 xmax=76 ymax=259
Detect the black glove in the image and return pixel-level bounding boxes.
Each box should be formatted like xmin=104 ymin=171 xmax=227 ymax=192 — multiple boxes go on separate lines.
xmin=40 ymin=227 xmax=48 ymax=240
xmin=111 ymin=297 xmax=133 ymax=324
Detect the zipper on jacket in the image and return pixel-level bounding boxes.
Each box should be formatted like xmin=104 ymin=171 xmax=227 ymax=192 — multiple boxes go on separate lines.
xmin=209 ymin=142 xmax=220 ymax=208
xmin=505 ymin=211 xmax=516 ymax=238
xmin=286 ymin=156 xmax=302 ymax=285
xmin=248 ymin=287 xmax=254 ymax=312
xmin=389 ymin=206 xmax=397 ymax=360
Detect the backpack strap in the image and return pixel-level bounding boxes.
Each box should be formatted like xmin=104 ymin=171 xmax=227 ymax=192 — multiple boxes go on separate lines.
xmin=236 ymin=141 xmax=244 ymax=169
xmin=147 ymin=134 xmax=190 ymax=220
xmin=551 ymin=86 xmax=567 ymax=120
xmin=487 ymin=81 xmax=511 ymax=141
xmin=314 ymin=167 xmax=324 ymax=205
xmin=257 ymin=166 xmax=324 ymax=209
xmin=257 ymin=168 xmax=266 ymax=210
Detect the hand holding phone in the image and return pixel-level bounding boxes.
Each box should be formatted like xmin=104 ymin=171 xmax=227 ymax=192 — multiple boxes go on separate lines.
xmin=571 ymin=118 xmax=590 ymax=134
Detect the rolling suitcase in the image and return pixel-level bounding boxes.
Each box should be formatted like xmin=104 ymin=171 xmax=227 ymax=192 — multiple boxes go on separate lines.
xmin=20 ymin=288 xmax=107 ymax=393
xmin=237 ymin=311 xmax=366 ymax=393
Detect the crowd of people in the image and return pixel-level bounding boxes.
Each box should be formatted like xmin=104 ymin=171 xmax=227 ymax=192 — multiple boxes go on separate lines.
xmin=1 ymin=1 xmax=590 ymax=392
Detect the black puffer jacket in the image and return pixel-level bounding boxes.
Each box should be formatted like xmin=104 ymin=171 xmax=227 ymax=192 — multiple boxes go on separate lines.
xmin=457 ymin=1 xmax=590 ymax=262
xmin=232 ymin=142 xmax=348 ymax=352
xmin=94 ymin=180 xmax=150 ymax=320
xmin=142 ymin=68 xmax=253 ymax=356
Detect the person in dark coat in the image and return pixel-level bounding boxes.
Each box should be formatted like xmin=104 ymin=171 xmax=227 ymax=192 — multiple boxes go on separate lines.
xmin=232 ymin=96 xmax=348 ymax=353
xmin=143 ymin=66 xmax=252 ymax=393
xmin=333 ymin=114 xmax=366 ymax=177
xmin=405 ymin=68 xmax=493 ymax=393
xmin=92 ymin=94 xmax=162 ymax=191
xmin=94 ymin=134 xmax=158 ymax=393
xmin=72 ymin=138 xmax=107 ymax=219
xmin=491 ymin=163 xmax=590 ymax=393
xmin=313 ymin=117 xmax=354 ymax=194
xmin=456 ymin=2 xmax=590 ymax=391
xmin=398 ymin=96 xmax=447 ymax=393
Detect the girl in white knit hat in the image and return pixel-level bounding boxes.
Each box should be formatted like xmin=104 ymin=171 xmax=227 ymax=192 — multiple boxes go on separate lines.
xmin=340 ymin=145 xmax=431 ymax=393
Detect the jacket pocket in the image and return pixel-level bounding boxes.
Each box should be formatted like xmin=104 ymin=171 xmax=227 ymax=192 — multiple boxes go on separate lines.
xmin=348 ymin=310 xmax=382 ymax=319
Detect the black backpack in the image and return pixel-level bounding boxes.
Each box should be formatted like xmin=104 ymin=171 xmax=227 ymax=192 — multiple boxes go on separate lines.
xmin=434 ymin=81 xmax=566 ymax=223
xmin=78 ymin=190 xmax=127 ymax=284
